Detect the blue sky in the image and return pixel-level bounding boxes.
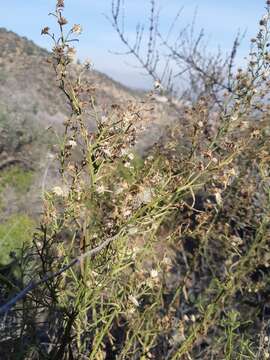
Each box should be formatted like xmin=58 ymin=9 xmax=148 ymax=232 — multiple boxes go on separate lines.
xmin=0 ymin=0 xmax=267 ymax=88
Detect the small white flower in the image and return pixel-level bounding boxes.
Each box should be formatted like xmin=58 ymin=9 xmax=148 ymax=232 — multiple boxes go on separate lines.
xmin=231 ymin=235 xmax=243 ymax=246
xmin=131 ymin=246 xmax=139 ymax=259
xmin=96 ymin=185 xmax=106 ymax=194
xmin=83 ymin=58 xmax=93 ymax=70
xmin=183 ymin=315 xmax=189 ymax=322
xmin=154 ymin=80 xmax=163 ymax=90
xmin=150 ymin=269 xmax=159 ymax=278
xmin=35 ymin=241 xmax=42 ymax=248
xmin=128 ymin=153 xmax=135 ymax=161
xmin=68 ymin=139 xmax=77 ymax=148
xmin=52 ymin=186 xmax=68 ymax=197
xmin=198 ymin=121 xmax=204 ymax=128
xmin=103 ymin=148 xmax=112 ymax=157
xmin=115 ymin=187 xmax=124 ymax=195
xmin=115 ymin=181 xmax=129 ymax=195
xmin=106 ymin=221 xmax=113 ymax=228
xmin=128 ymin=295 xmax=140 ymax=307
xmin=66 ymin=47 xmax=76 ymax=60
xmin=52 ymin=186 xmax=65 ymax=197
xmin=162 ymin=257 xmax=172 ymax=266
xmin=123 ymin=209 xmax=132 ymax=217
xmin=120 ymin=148 xmax=128 ymax=157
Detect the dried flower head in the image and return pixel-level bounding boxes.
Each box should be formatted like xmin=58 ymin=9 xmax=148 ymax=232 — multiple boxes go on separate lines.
xmin=260 ymin=18 xmax=267 ymax=27
xmin=96 ymin=185 xmax=106 ymax=194
xmin=83 ymin=58 xmax=93 ymax=70
xmin=128 ymin=153 xmax=135 ymax=161
xmin=72 ymin=24 xmax=82 ymax=34
xmin=150 ymin=269 xmax=159 ymax=278
xmin=56 ymin=0 xmax=65 ymax=8
xmin=67 ymin=139 xmax=77 ymax=148
xmin=66 ymin=47 xmax=76 ymax=60
xmin=41 ymin=26 xmax=50 ymax=35
xmin=52 ymin=186 xmax=68 ymax=197
xmin=154 ymin=80 xmax=163 ymax=90
xmin=58 ymin=16 xmax=68 ymax=26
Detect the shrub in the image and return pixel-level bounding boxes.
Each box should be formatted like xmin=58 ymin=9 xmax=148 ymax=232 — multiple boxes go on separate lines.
xmin=0 ymin=214 xmax=35 ymax=265
xmin=1 ymin=1 xmax=270 ymax=359
xmin=0 ymin=166 xmax=33 ymax=194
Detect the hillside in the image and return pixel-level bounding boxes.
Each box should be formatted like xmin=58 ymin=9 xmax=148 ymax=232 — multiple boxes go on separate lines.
xmin=0 ymin=27 xmax=142 ymax=132
xmin=0 ymin=28 xmax=176 ymax=264
xmin=0 ymin=28 xmax=143 ymax=216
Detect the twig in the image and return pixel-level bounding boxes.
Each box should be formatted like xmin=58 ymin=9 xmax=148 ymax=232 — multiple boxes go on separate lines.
xmin=0 ymin=235 xmax=117 ymax=314
xmin=0 ymin=157 xmax=33 ymax=171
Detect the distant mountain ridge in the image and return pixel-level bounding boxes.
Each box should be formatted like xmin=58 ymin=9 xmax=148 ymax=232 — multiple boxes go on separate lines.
xmin=0 ymin=27 xmax=139 ymax=124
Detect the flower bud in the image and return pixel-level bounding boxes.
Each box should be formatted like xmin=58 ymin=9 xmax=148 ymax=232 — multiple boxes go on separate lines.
xmin=41 ymin=27 xmax=50 ymax=35
xmin=58 ymin=16 xmax=68 ymax=26
xmin=71 ymin=24 xmax=82 ymax=34
xmin=56 ymin=0 xmax=64 ymax=8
